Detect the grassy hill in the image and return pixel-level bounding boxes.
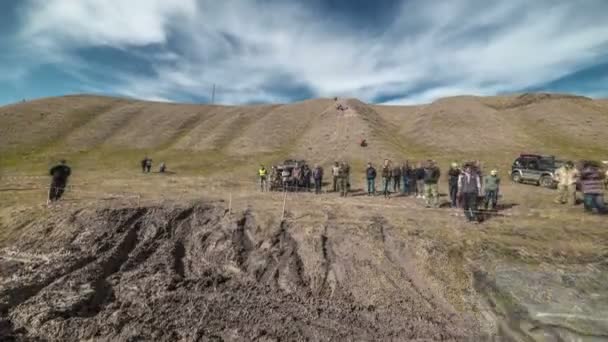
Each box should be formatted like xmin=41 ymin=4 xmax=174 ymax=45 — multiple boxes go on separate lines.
xmin=1 ymin=93 xmax=607 ymax=176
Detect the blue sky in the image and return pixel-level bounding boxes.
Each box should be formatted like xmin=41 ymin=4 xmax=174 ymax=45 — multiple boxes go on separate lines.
xmin=1 ymin=0 xmax=608 ymax=105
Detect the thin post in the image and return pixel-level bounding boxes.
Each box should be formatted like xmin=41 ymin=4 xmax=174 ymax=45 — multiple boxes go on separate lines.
xmin=211 ymin=84 xmax=216 ymax=104
xmin=46 ymin=187 xmax=51 ymax=206
xmin=281 ymin=190 xmax=287 ymax=221
xmin=228 ymin=192 xmax=232 ymax=215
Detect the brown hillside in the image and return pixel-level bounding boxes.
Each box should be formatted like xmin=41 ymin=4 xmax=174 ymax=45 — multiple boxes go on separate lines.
xmin=1 ymin=93 xmax=607 ymax=172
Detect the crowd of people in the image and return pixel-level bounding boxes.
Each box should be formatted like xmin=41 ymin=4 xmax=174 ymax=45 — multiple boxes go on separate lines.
xmin=257 ymin=158 xmax=607 ymax=222
xmin=45 ymin=156 xmax=607 ymax=220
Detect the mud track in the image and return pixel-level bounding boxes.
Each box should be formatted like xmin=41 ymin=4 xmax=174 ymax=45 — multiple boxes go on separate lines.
xmin=0 ymin=203 xmax=478 ymax=341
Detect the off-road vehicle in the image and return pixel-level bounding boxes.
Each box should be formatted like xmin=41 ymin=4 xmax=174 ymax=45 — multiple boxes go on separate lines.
xmin=509 ymin=154 xmax=563 ymax=188
xmin=269 ymin=159 xmax=307 ymax=191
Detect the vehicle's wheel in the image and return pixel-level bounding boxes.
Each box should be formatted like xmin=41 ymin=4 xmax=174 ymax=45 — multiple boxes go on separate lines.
xmin=539 ymin=175 xmax=553 ymax=188
xmin=511 ymin=172 xmax=522 ymax=183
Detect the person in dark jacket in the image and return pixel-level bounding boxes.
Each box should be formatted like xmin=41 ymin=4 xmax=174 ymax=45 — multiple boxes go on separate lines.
xmin=401 ymin=161 xmax=412 ymax=195
xmin=366 ymin=162 xmax=377 ymax=196
xmin=414 ymin=162 xmax=425 ymax=198
xmin=458 ymin=163 xmax=482 ymax=222
xmin=381 ymin=160 xmax=392 ymax=198
xmin=580 ymin=161 xmax=606 ymax=214
xmin=141 ymin=156 xmax=152 ymax=173
xmin=49 ymin=160 xmax=71 ymax=202
xmin=423 ymin=160 xmax=441 ymax=208
xmin=312 ymin=165 xmax=324 ymax=194
xmin=141 ymin=156 xmax=149 ymax=173
xmin=392 ymin=165 xmax=402 ymax=193
xmin=448 ymin=162 xmax=461 ymax=208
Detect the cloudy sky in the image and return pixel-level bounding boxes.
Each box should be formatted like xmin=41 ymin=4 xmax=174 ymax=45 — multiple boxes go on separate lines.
xmin=1 ymin=0 xmax=608 ymax=105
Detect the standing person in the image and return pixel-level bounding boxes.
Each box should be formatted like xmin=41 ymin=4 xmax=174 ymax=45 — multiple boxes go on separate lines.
xmin=302 ymin=164 xmax=312 ymax=191
xmin=392 ymin=164 xmax=402 ymax=193
xmin=332 ymin=162 xmax=340 ymax=192
xmin=580 ymin=161 xmax=606 ymax=214
xmin=415 ymin=162 xmax=426 ymax=199
xmin=423 ymin=160 xmax=441 ymax=208
xmin=48 ymin=160 xmax=71 ymax=202
xmin=553 ymin=161 xmax=579 ymax=205
xmin=484 ymin=169 xmax=501 ymax=210
xmin=381 ymin=160 xmax=392 ymax=199
xmin=312 ymin=164 xmax=324 ymax=194
xmin=366 ymin=162 xmax=377 ymax=196
xmin=292 ymin=165 xmax=302 ymax=191
xmin=270 ymin=166 xmax=278 ymax=191
xmin=344 ymin=162 xmax=351 ymax=192
xmin=458 ymin=163 xmax=482 ymax=222
xmin=145 ymin=158 xmax=152 ymax=173
xmin=448 ymin=162 xmax=461 ymax=208
xmin=258 ymin=164 xmax=268 ymax=192
xmin=401 ymin=161 xmax=412 ymax=195
xmin=140 ymin=157 xmax=148 ymax=173
xmin=159 ymin=162 xmax=166 ymax=173
xmin=338 ymin=162 xmax=348 ymax=197
xmin=281 ymin=167 xmax=291 ymax=191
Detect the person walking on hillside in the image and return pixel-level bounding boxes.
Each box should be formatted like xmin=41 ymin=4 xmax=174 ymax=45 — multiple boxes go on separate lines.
xmin=401 ymin=161 xmax=412 ymax=195
xmin=415 ymin=162 xmax=425 ymax=198
xmin=48 ymin=160 xmax=71 ymax=202
xmin=332 ymin=162 xmax=340 ymax=192
xmin=159 ymin=162 xmax=166 ymax=173
xmin=423 ymin=160 xmax=441 ymax=208
xmin=366 ymin=162 xmax=377 ymax=196
xmin=392 ymin=164 xmax=402 ymax=193
xmin=312 ymin=164 xmax=324 ymax=194
xmin=484 ymin=170 xmax=501 ymax=210
xmin=381 ymin=160 xmax=392 ymax=199
xmin=580 ymin=161 xmax=606 ymax=214
xmin=554 ymin=161 xmax=579 ymax=205
xmin=258 ymin=164 xmax=268 ymax=192
xmin=338 ymin=162 xmax=349 ymax=197
xmin=448 ymin=162 xmax=461 ymax=208
xmin=458 ymin=163 xmax=482 ymax=222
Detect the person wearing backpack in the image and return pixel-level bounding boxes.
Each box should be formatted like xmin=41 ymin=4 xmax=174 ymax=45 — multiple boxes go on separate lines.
xmin=366 ymin=162 xmax=377 ymax=196
xmin=423 ymin=160 xmax=441 ymax=208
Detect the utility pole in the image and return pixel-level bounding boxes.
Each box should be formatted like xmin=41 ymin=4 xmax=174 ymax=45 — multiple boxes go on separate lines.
xmin=211 ymin=84 xmax=216 ymax=104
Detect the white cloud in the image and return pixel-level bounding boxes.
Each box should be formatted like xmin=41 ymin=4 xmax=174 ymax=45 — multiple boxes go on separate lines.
xmin=15 ymin=0 xmax=608 ymax=104
xmin=21 ymin=0 xmax=197 ymax=48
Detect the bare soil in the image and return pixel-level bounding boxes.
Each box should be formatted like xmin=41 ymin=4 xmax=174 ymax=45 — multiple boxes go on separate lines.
xmin=0 ymin=203 xmax=478 ymax=341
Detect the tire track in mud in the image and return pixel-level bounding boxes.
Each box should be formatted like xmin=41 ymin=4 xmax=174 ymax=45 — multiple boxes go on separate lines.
xmin=370 ymin=214 xmax=459 ymax=317
xmin=2 ymin=203 xmax=476 ymax=341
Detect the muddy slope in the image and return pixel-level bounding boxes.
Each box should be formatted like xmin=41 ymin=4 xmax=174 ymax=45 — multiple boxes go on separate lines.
xmin=0 ymin=203 xmax=478 ymax=341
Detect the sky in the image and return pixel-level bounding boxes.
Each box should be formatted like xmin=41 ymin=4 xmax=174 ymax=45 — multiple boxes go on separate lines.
xmin=1 ymin=0 xmax=608 ymax=105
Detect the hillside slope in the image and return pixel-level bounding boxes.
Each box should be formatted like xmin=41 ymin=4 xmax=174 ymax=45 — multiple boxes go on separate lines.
xmin=1 ymin=93 xmax=607 ymax=173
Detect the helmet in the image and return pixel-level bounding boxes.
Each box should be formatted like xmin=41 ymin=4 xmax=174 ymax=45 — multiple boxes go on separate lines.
xmin=451 ymin=162 xmax=458 ymax=168
xmin=490 ymin=169 xmax=498 ymax=176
